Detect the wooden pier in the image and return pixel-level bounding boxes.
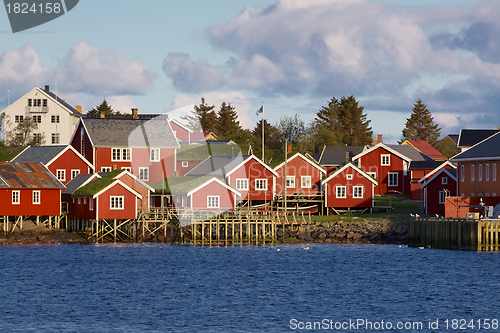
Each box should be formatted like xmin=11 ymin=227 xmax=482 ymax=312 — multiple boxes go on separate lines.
xmin=408 ymin=218 xmax=500 ymax=251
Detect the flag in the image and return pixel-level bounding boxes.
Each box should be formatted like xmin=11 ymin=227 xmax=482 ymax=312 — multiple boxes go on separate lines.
xmin=255 ymin=105 xmax=263 ymax=116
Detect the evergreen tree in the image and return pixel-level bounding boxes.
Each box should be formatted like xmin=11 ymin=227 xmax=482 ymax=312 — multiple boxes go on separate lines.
xmin=216 ymin=102 xmax=242 ymax=141
xmin=181 ymin=97 xmax=218 ymax=133
xmin=434 ymin=136 xmax=460 ymax=159
xmin=87 ymin=99 xmax=120 ymax=117
xmin=251 ymin=119 xmax=280 ymax=160
xmin=402 ymin=99 xmax=441 ymax=146
xmin=314 ymin=96 xmax=372 ymax=146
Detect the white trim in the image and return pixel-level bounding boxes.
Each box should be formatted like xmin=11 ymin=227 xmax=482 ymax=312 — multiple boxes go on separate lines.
xmin=418 ymin=161 xmax=457 ymax=183
xmin=169 ymin=118 xmax=193 ymax=134
xmin=32 ymin=190 xmax=41 ymax=204
xmin=56 ymin=169 xmax=66 ymax=182
xmin=112 ymin=170 xmax=155 ymax=192
xmin=286 ymin=176 xmax=295 ymax=188
xmin=207 ymin=195 xmax=220 ymax=208
xmin=236 ymin=178 xmax=249 ymax=191
xmin=12 ymin=190 xmax=20 ymax=204
xmin=353 ymin=186 xmax=364 ymax=198
xmin=323 ymin=163 xmax=378 ymax=185
xmin=187 ymin=177 xmax=241 ymax=197
xmin=420 ymin=168 xmax=457 ymax=189
xmin=380 ymin=154 xmax=391 ymax=166
xmin=301 ymin=175 xmax=312 ymax=188
xmin=150 ymin=148 xmax=160 ymax=162
xmin=110 ymin=196 xmax=124 ymax=210
xmin=255 ymin=178 xmax=268 ymax=191
xmin=225 ymin=155 xmax=279 ymax=178
xmin=93 ymin=179 xmax=143 ymax=200
xmin=336 ymin=186 xmax=346 ymax=198
xmin=71 ymin=169 xmax=80 ymax=180
xmin=273 ymin=152 xmax=326 ymax=174
xmin=452 ymin=130 xmax=500 ymax=160
xmin=138 ymin=167 xmax=149 ymax=181
xmin=388 ymin=172 xmax=398 ymax=187
xmin=352 ymin=143 xmax=412 ymax=163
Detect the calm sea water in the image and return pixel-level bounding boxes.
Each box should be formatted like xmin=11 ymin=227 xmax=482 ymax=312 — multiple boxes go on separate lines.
xmin=0 ymin=243 xmax=499 ymax=332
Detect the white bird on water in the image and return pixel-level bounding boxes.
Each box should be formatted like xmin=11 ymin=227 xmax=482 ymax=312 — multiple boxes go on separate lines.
xmin=304 ymin=247 xmax=310 ymax=250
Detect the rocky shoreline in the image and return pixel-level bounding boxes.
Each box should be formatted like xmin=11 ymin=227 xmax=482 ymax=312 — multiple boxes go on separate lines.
xmin=0 ymin=220 xmax=87 ymax=244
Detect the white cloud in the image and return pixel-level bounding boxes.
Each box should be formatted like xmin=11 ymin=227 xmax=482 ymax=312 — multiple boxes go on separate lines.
xmin=169 ymin=91 xmax=255 ymax=129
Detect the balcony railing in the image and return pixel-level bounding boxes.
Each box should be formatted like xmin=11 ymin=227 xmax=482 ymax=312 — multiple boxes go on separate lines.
xmin=26 ymin=106 xmax=49 ymax=113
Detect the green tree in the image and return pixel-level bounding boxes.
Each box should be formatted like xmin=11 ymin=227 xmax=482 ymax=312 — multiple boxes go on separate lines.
xmin=314 ymin=96 xmax=372 ymax=146
xmin=402 ymin=99 xmax=441 ymax=146
xmin=251 ymin=119 xmax=280 ymax=161
xmin=182 ymin=97 xmax=218 ymax=133
xmin=277 ymin=114 xmax=305 ymax=145
xmin=216 ymin=102 xmax=242 ymax=141
xmin=6 ymin=117 xmax=44 ymax=146
xmin=87 ymin=99 xmax=121 ymax=117
xmin=434 ymin=136 xmax=459 ymax=159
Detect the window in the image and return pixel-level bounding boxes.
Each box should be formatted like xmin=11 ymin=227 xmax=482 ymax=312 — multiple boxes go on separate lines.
xmin=56 ymin=169 xmax=66 ymax=182
xmin=236 ymin=178 xmax=249 ymax=190
xmin=381 ymin=154 xmax=390 ymax=166
xmin=471 ymin=164 xmax=475 ymax=182
xmin=32 ymin=133 xmax=42 ymax=145
xmin=33 ymin=191 xmax=40 ymax=204
xmin=367 ymin=172 xmax=376 ymax=179
xmin=83 ymin=198 xmax=87 ymax=204
xmin=479 ymin=164 xmax=483 ymax=181
xmin=15 ymin=115 xmax=23 ymax=123
xmin=71 ymin=170 xmax=80 ymax=180
xmin=150 ymin=148 xmax=160 ymax=162
xmin=78 ymin=198 xmax=81 ymax=204
xmin=346 ymin=174 xmax=353 ymax=180
xmin=441 ymin=177 xmax=448 ymax=185
xmin=121 ymin=167 xmax=131 ymax=172
xmin=51 ymin=115 xmax=60 ymax=123
xmin=439 ymin=190 xmax=449 ymax=204
xmin=336 ymin=186 xmax=346 ymax=198
xmin=110 ymin=196 xmax=124 ymax=210
xmin=486 ymin=164 xmax=490 ymax=181
xmin=27 ymin=99 xmax=32 ymax=107
xmin=461 ymin=165 xmax=465 ymax=182
xmin=286 ymin=176 xmax=295 ymax=188
xmin=494 ymin=164 xmax=497 ymax=181
xmin=207 ymin=196 xmax=220 ymax=208
xmin=34 ymin=99 xmax=41 ymax=106
xmin=139 ymin=167 xmax=149 ymax=181
xmin=182 ymin=161 xmax=189 ymax=168
xmin=353 ymin=186 xmax=363 ymax=198
xmin=32 ymin=115 xmax=41 ymax=123
xmin=89 ymin=199 xmax=94 ymax=211
xmin=42 ymin=99 xmax=47 ymax=107
xmin=101 ymin=167 xmax=112 ymax=173
xmin=388 ymin=172 xmax=398 ymax=186
xmin=493 ymin=193 xmax=497 ymax=197
xmin=255 ymin=179 xmax=267 ymax=190
xmin=112 ymin=148 xmax=131 ymax=161
xmin=51 ymin=133 xmax=60 ymax=144
xmin=12 ymin=190 xmax=20 ymax=204
xmin=301 ymin=176 xmax=311 ymax=188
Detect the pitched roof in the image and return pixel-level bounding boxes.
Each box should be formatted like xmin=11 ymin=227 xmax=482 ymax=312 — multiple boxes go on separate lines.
xmin=401 ymin=140 xmax=447 ymax=161
xmin=0 ymin=162 xmax=65 ymax=189
xmin=457 ymin=129 xmax=498 ymax=148
xmin=447 ymin=134 xmax=459 ymax=144
xmin=80 ymin=116 xmax=180 ymax=148
xmin=451 ymin=131 xmax=500 ymax=161
xmin=418 ymin=161 xmax=457 ymax=183
xmin=186 ymin=154 xmax=279 ymax=178
xmin=353 ymin=143 xmax=434 ymax=162
xmin=318 ymin=146 xmax=366 ymax=166
xmin=408 ymin=160 xmax=444 ymax=170
xmin=273 ymin=152 xmax=326 ymax=174
xmin=44 ymin=89 xmax=82 ymax=116
xmin=74 ymin=177 xmax=141 ymax=198
xmin=322 ymin=162 xmax=378 ymax=185
xmin=152 ymin=176 xmax=240 ymax=196
xmin=63 ymin=173 xmax=100 ymax=194
xmin=10 ymin=145 xmax=93 ymax=169
xmin=421 ymin=168 xmax=457 ymax=189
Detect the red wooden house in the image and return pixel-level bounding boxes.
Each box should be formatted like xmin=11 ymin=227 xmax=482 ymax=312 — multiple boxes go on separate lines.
xmin=352 ymin=143 xmax=434 ymax=195
xmin=11 ymin=145 xmax=94 ymax=185
xmin=169 ymin=118 xmax=193 ymax=143
xmin=273 ymin=152 xmax=326 ymax=196
xmin=421 ymin=168 xmax=457 ymax=216
xmin=0 ymin=162 xmax=65 ymax=217
xmin=316 ymin=146 xmax=365 ymax=175
xmin=401 ymin=140 xmax=447 ymax=161
xmin=70 ymin=116 xmax=180 ymax=186
xmin=322 ymin=162 xmax=378 ymax=211
xmin=69 ymin=177 xmax=142 ymax=220
xmin=186 ymin=154 xmax=278 ymax=203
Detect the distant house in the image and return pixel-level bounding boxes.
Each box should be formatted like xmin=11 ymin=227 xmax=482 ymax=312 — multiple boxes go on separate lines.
xmin=352 ymin=143 xmax=434 ymax=195
xmin=0 ymin=162 xmax=65 ymax=217
xmin=316 ymin=146 xmax=366 ymax=175
xmin=169 ymin=118 xmax=192 ymax=143
xmin=1 ymin=85 xmax=83 ymax=145
xmin=322 ymin=162 xmax=378 ymax=211
xmin=10 ymin=145 xmax=93 ymax=185
xmin=457 ymin=129 xmax=498 ymax=152
xmin=273 ymin=152 xmax=326 ymax=196
xmin=401 ymin=140 xmax=447 ymax=161
xmin=421 ymin=168 xmax=457 ymax=216
xmin=69 ymin=116 xmax=180 ymax=185
xmin=186 ymin=154 xmax=278 ymax=202
xmin=408 ymin=160 xmax=444 ymax=200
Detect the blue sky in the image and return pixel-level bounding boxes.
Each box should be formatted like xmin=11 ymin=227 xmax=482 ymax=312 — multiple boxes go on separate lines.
xmin=1 ymin=0 xmax=498 ymax=143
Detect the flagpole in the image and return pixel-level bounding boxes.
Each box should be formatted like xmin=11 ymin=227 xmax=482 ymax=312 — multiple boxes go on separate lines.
xmin=261 ymin=102 xmax=264 ymax=161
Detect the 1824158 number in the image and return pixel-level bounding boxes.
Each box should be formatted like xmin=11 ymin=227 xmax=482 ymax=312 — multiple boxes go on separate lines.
xmin=5 ymin=3 xmax=61 ymax=14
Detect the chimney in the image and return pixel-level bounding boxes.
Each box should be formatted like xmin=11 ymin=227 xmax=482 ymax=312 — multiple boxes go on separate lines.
xmin=372 ymin=137 xmax=377 ymax=145
xmin=377 ymin=134 xmax=383 ymax=144
xmin=345 ymin=151 xmax=350 ymax=163
xmin=100 ymin=110 xmax=105 ymax=118
xmin=75 ymin=105 xmax=82 ymax=114
xmin=45 ymin=85 xmax=49 ymax=92
xmin=132 ymin=108 xmax=138 ymax=119
xmin=112 ymin=164 xmax=117 ymax=170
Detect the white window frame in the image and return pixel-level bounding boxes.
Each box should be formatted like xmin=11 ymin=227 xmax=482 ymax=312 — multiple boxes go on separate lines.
xmin=51 ymin=115 xmax=60 ymax=123
xmin=110 ymin=196 xmax=124 ymax=210
xmin=12 ymin=190 xmax=20 ymax=204
xmin=255 ymin=179 xmax=268 ymax=191
xmin=139 ymin=167 xmax=149 ymax=181
xmin=367 ymin=172 xmax=376 ymax=179
xmin=301 ymin=176 xmax=311 ymax=188
xmin=89 ymin=199 xmax=94 ymax=211
xmin=353 ymin=186 xmax=363 ymax=198
xmin=111 ymin=148 xmax=131 ymax=161
xmin=101 ymin=167 xmax=112 ymax=173
xmin=336 ymin=186 xmax=346 ymax=198
xmin=181 ymin=161 xmax=189 ymax=168
xmin=494 ymin=164 xmax=497 ymax=182
xmin=346 ymin=174 xmax=353 ymax=180
xmin=121 ymin=167 xmax=131 ymax=172
xmin=388 ymin=172 xmax=398 ymax=187
xmin=461 ymin=165 xmax=465 ymax=182
xmin=439 ymin=190 xmax=449 ymax=204
xmin=150 ymin=148 xmax=160 ymax=162
xmin=207 ymin=195 xmax=220 ymax=209
xmin=32 ymin=190 xmax=40 ymax=205
xmin=471 ymin=164 xmax=475 ymax=182
xmin=381 ymin=154 xmax=390 ymax=166
xmin=51 ymin=133 xmax=60 ymax=144
xmin=486 ymin=164 xmax=490 ymax=181
xmin=236 ymin=178 xmax=249 ymax=190
xmin=441 ymin=177 xmax=447 ymax=185
xmin=479 ymin=164 xmax=483 ymax=181
xmin=71 ymin=169 xmax=80 ymax=180
xmin=56 ymin=169 xmax=66 ymax=182
xmin=286 ymin=176 xmax=295 ymax=188
xmin=15 ymin=115 xmax=24 ymax=123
